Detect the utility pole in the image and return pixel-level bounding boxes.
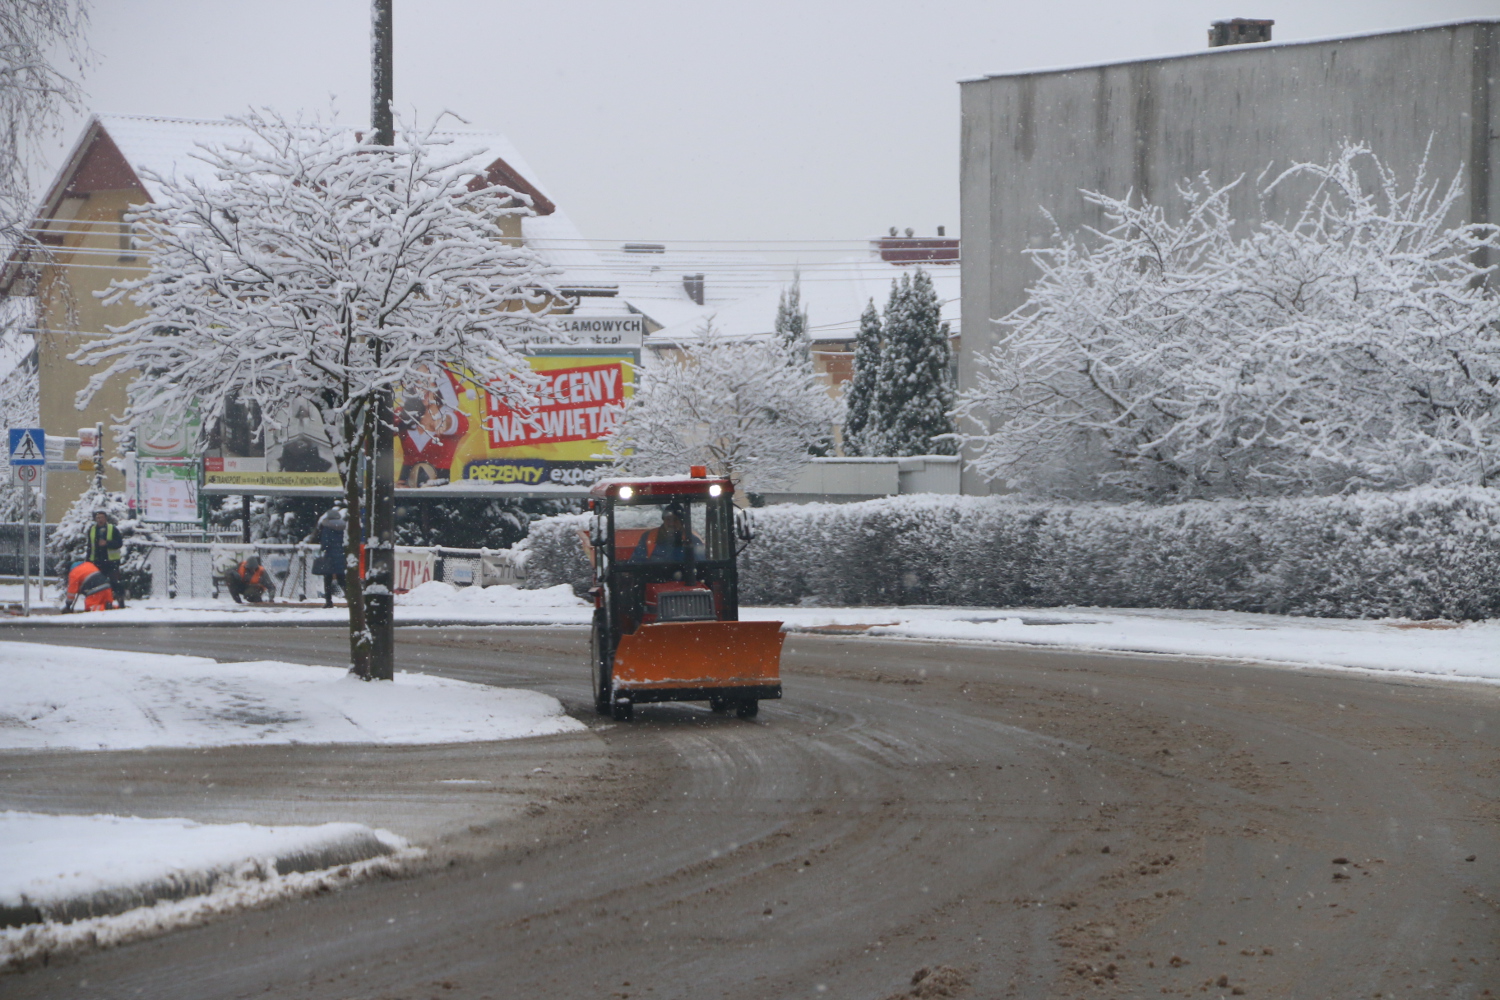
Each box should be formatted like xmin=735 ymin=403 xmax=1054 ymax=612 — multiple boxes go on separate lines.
xmin=366 ymin=0 xmax=397 ymax=680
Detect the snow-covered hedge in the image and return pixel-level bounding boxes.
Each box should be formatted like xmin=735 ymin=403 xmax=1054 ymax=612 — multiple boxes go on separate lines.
xmin=520 ymin=488 xmax=1500 ymax=620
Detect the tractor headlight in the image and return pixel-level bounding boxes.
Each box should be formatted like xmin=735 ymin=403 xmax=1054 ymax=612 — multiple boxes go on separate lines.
xmin=708 ymin=484 xmax=722 ymax=497
xmin=617 ymin=485 xmax=634 ymax=500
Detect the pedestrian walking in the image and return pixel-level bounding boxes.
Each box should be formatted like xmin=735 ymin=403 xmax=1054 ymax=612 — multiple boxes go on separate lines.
xmin=86 ymin=511 xmax=125 ymax=608
xmin=307 ymin=505 xmax=347 ymax=608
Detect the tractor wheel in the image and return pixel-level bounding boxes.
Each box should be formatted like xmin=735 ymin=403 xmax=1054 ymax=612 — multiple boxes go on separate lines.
xmin=611 ymin=697 xmax=634 ymax=722
xmin=709 ymin=695 xmax=729 ymax=713
xmin=735 ymin=699 xmax=759 ymax=719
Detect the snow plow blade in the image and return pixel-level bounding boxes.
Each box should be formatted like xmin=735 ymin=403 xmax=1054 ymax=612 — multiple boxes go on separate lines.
xmin=612 ymin=620 xmax=784 ymax=695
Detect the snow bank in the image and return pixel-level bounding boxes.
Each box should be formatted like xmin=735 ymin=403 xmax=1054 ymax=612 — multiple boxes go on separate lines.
xmin=0 ymin=812 xmax=406 ymax=914
xmin=524 ymin=488 xmax=1500 ymax=621
xmin=0 ymin=812 xmax=419 ymax=971
xmin=0 ymin=641 xmax=583 ymax=751
xmin=399 ymin=580 xmax=586 ymax=609
xmin=0 ymin=581 xmax=593 ymax=626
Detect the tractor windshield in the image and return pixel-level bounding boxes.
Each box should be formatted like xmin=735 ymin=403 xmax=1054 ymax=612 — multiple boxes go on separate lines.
xmin=613 ymin=496 xmax=733 ymax=565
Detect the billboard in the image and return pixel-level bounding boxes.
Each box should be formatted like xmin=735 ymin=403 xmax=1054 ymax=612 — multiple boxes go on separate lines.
xmin=203 ymin=394 xmax=341 ymax=489
xmin=201 ymin=351 xmax=634 ymax=492
xmin=396 ymin=353 xmax=633 ymax=489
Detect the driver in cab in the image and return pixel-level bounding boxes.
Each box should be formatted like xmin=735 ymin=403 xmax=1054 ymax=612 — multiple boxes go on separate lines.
xmin=630 ymin=503 xmax=705 ymax=563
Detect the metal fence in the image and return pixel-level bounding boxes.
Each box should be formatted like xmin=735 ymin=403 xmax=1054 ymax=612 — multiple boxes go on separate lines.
xmin=0 ymin=522 xmax=58 ymax=578
xmin=132 ymin=540 xmax=528 ymax=601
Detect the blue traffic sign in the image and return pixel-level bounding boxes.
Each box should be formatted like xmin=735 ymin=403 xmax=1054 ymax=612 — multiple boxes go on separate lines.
xmin=8 ymin=428 xmax=45 ymax=466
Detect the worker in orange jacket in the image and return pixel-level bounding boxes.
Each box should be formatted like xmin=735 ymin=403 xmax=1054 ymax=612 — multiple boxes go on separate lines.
xmin=226 ymin=555 xmax=274 ymax=604
xmin=63 ymin=559 xmax=114 ymax=613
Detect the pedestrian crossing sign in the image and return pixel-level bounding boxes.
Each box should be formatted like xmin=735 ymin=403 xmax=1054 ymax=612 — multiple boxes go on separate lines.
xmin=8 ymin=428 xmax=45 ymax=466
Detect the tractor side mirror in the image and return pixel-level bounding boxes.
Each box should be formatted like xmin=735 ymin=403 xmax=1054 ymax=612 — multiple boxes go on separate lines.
xmin=734 ymin=509 xmax=755 ymax=543
xmin=590 ymin=512 xmax=608 ymax=548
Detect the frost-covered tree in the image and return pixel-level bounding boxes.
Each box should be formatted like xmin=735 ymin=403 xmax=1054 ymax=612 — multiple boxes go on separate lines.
xmin=0 ymin=0 xmax=90 ymax=244
xmin=867 ymin=269 xmax=955 ymax=456
xmin=955 ymin=141 xmax=1500 ymax=500
xmin=774 ymin=270 xmax=811 ymax=367
xmin=73 ymin=110 xmax=560 ymax=670
xmin=606 ymin=323 xmax=841 ymax=494
xmin=842 ymin=298 xmax=882 ymax=455
xmin=0 ymin=331 xmax=39 ymax=521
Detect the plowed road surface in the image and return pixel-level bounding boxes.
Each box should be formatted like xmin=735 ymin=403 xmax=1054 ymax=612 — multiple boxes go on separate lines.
xmin=3 ymin=624 xmax=1496 ymax=999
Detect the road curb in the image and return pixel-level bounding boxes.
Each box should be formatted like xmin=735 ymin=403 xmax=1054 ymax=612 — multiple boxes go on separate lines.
xmin=0 ymin=829 xmax=397 ymax=929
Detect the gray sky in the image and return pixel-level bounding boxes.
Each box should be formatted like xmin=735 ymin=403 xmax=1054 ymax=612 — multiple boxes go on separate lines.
xmin=50 ymin=0 xmax=1500 ymax=244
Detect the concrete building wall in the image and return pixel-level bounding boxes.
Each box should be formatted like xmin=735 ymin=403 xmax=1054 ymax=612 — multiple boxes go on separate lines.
xmin=958 ymin=20 xmax=1500 ymax=494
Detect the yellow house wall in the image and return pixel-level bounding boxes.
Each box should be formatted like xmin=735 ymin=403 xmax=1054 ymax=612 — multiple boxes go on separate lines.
xmin=35 ymin=187 xmax=147 ymax=521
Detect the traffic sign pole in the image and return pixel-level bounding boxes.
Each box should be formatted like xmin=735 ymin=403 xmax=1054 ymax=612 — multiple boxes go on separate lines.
xmin=21 ymin=481 xmax=30 ymax=617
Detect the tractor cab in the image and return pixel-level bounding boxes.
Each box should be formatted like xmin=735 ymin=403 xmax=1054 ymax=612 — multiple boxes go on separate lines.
xmin=586 ymin=467 xmax=784 ymax=720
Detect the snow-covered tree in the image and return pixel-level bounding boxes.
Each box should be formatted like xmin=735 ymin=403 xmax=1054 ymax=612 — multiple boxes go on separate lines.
xmin=774 ymin=270 xmax=811 ymax=367
xmin=0 ymin=349 xmax=38 ymax=521
xmin=73 ymin=110 xmax=561 ymax=669
xmin=0 ymin=0 xmax=90 ymax=245
xmin=866 ymin=269 xmax=955 ymax=456
xmin=606 ymin=323 xmax=841 ymax=494
xmin=955 ymin=141 xmax=1500 ymax=500
xmin=842 ymin=298 xmax=882 ymax=455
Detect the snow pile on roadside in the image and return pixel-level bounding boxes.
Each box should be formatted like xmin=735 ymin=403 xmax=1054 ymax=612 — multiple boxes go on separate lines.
xmin=0 ymin=641 xmax=584 ymax=751
xmin=0 ymin=812 xmax=418 ymax=972
xmin=1 ymin=811 xmax=407 ymax=913
xmin=745 ymin=605 xmax=1500 ymax=683
xmin=398 ymin=580 xmax=586 ymax=609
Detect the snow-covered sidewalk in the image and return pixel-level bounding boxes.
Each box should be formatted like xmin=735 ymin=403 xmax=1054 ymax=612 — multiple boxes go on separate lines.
xmin=759 ymin=605 xmax=1500 ymax=684
xmin=0 ymin=640 xmax=584 ymax=751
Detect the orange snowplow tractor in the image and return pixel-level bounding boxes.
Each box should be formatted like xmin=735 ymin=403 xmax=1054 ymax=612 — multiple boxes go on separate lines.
xmin=612 ymin=620 xmax=784 ymax=691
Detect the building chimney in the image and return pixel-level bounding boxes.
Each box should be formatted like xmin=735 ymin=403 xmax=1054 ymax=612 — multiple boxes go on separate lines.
xmin=1209 ymin=18 xmax=1273 ymax=47
xmin=683 ymin=273 xmax=705 ymax=305
xmin=937 ymin=226 xmax=945 ymax=237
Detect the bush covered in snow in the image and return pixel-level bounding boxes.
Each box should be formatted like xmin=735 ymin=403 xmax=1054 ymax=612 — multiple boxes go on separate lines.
xmin=520 ymin=489 xmax=1500 ymax=620
xmin=957 ymin=142 xmax=1500 ymax=500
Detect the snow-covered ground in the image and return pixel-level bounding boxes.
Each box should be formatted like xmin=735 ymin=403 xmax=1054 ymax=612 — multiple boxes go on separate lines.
xmin=758 ymin=606 xmax=1500 ymax=684
xmin=0 ymin=811 xmax=418 ymax=971
xmin=0 ymin=641 xmax=584 ymax=751
xmin=0 ymin=581 xmax=589 ymax=626
xmin=7 ymin=578 xmax=1498 ymax=684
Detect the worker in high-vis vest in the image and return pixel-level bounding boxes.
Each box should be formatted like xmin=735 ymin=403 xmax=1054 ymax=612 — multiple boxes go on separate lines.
xmin=63 ymin=559 xmax=114 ymax=613
xmin=86 ymin=511 xmax=126 ymax=608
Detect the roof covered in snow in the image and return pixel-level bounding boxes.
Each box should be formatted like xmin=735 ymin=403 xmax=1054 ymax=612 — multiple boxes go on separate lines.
xmin=647 ymin=256 xmax=960 ymax=346
xmin=32 ymin=114 xmax=616 ymax=292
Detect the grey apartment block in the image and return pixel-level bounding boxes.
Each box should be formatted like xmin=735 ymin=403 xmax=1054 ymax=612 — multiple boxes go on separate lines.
xmin=958 ymin=19 xmax=1500 ymax=494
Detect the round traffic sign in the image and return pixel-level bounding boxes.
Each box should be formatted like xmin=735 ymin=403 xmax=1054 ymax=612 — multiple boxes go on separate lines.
xmin=14 ymin=465 xmax=39 ymax=483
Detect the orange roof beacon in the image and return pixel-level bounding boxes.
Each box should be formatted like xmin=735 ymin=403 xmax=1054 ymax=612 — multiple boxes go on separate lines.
xmin=585 ymin=469 xmax=783 ymax=721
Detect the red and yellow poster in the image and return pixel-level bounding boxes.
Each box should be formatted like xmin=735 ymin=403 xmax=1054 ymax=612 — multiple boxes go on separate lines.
xmin=395 ymin=354 xmax=633 ymax=489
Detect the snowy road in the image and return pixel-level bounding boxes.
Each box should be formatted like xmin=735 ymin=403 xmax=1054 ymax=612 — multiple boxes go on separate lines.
xmin=2 ymin=624 xmax=1497 ymax=999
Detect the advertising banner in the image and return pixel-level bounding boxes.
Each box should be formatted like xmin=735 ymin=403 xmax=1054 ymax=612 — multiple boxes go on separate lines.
xmin=394 ymin=547 xmax=435 ymax=592
xmin=201 ymin=352 xmax=633 ymax=493
xmin=140 ymin=461 xmax=200 ymax=523
xmin=203 ymin=394 xmax=341 ymax=489
xmin=395 ymin=353 xmax=633 ymax=490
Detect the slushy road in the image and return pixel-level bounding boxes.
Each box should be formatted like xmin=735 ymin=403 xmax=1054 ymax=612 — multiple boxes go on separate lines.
xmin=3 ymin=624 xmax=1496 ymax=999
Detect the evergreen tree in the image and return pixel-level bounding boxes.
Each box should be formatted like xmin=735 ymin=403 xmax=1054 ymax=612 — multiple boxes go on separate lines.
xmin=843 ymin=299 xmax=882 ymax=455
xmin=869 ymin=269 xmax=956 ymax=456
xmin=774 ymin=270 xmax=812 ymax=367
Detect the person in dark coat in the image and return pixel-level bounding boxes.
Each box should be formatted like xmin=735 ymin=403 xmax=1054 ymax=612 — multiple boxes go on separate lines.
xmin=307 ymin=506 xmax=347 ymax=608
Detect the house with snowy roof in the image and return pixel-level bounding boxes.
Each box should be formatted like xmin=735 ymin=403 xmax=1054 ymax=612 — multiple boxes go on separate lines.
xmin=0 ymin=113 xmax=625 ymax=519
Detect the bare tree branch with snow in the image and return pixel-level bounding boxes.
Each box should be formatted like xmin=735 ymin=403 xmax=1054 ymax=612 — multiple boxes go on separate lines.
xmin=73 ymin=110 xmax=561 ymax=670
xmin=606 ymin=323 xmax=841 ymax=495
xmin=956 ymin=141 xmax=1500 ymax=500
